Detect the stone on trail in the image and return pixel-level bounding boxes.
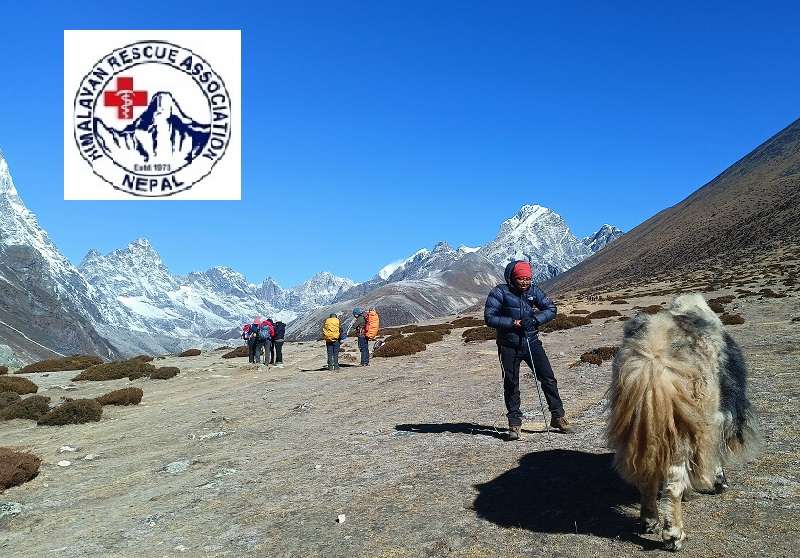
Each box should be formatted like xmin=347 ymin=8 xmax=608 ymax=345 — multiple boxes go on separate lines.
xmin=57 ymin=460 xmax=71 ymax=467
xmin=58 ymin=446 xmax=78 ymax=453
xmin=0 ymin=502 xmax=22 ymax=520
xmin=164 ymin=460 xmax=191 ymax=474
xmin=336 ymin=514 xmax=346 ymax=524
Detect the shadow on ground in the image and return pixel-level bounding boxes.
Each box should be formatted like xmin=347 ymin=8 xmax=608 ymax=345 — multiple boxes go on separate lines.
xmin=395 ymin=422 xmax=509 ymax=440
xmin=473 ymin=450 xmax=653 ymax=545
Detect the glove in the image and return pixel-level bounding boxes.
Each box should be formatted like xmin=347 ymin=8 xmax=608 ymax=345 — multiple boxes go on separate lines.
xmin=521 ymin=317 xmax=538 ymax=331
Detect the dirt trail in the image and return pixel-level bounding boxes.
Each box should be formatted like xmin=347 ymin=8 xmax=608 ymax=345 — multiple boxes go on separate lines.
xmin=1 ymin=292 xmax=798 ymax=557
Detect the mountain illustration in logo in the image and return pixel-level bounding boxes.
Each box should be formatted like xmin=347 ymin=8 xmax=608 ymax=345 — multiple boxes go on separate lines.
xmin=94 ymin=92 xmax=210 ymax=171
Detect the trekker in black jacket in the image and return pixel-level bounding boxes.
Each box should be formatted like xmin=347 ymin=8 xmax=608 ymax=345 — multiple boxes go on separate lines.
xmin=270 ymin=320 xmax=286 ymax=368
xmin=484 ymin=260 xmax=572 ymax=439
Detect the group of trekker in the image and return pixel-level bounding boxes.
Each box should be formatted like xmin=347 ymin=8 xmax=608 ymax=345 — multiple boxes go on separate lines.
xmin=322 ymin=307 xmax=380 ymax=370
xmin=238 ymin=258 xmax=571 ymax=437
xmin=241 ymin=318 xmax=286 ymax=367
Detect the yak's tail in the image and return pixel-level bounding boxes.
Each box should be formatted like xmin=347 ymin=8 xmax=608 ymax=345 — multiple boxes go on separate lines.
xmin=607 ymin=346 xmax=705 ymax=487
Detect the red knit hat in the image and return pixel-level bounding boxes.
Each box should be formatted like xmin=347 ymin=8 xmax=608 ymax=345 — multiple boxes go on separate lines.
xmin=512 ymin=261 xmax=532 ymax=280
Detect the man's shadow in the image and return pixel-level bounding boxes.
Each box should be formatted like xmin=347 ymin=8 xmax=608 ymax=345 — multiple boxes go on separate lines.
xmin=473 ymin=450 xmax=656 ymax=546
xmin=395 ymin=422 xmax=510 ymax=440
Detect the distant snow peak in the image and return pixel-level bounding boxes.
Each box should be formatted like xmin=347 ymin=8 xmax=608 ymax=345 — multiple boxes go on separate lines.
xmin=479 ymin=203 xmax=592 ymax=281
xmin=583 ymin=224 xmax=624 ymax=253
xmin=458 ymin=245 xmax=480 ymax=254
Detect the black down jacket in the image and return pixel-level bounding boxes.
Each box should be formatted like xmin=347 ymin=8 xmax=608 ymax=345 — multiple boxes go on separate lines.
xmin=484 ymin=260 xmax=557 ymax=349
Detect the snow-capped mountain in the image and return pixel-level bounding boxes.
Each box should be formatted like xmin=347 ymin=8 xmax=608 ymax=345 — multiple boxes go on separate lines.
xmin=582 ymin=224 xmax=624 ymax=253
xmin=94 ymin=92 xmax=210 ymax=168
xmin=79 ymin=242 xmax=355 ymax=347
xmin=0 ymin=150 xmax=117 ymax=363
xmin=377 ymin=248 xmax=429 ymax=280
xmin=479 ymin=204 xmax=594 ymax=282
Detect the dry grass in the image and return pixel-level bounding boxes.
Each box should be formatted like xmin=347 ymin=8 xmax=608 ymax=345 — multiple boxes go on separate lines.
xmin=0 ymin=447 xmax=41 ymax=491
xmin=0 ymin=391 xmax=21 ymax=409
xmin=450 ymin=316 xmax=485 ymax=328
xmin=373 ymin=337 xmax=427 ymax=357
xmin=709 ymin=295 xmax=735 ymax=304
xmin=570 ymin=309 xmax=590 ymax=314
xmin=609 ymin=299 xmax=628 ymax=305
xmin=579 ymin=346 xmax=619 ymax=366
xmin=586 ymin=309 xmax=621 ymax=319
xmin=0 ymin=376 xmax=38 ymax=395
xmin=461 ymin=326 xmax=497 ymax=343
xmin=222 ymin=346 xmax=249 ymax=359
xmin=408 ymin=330 xmax=448 ymax=345
xmin=96 ymin=387 xmax=143 ymax=406
xmin=150 ymin=367 xmax=180 ymax=380
xmin=580 ymin=353 xmax=603 ymax=365
xmin=0 ymin=366 xmax=7 ymax=375
xmin=129 ymin=354 xmax=154 ymax=363
xmin=538 ymin=315 xmax=591 ymax=332
xmin=1 ymin=395 xmax=51 ymax=421
xmin=179 ymin=349 xmax=202 ymax=357
xmin=73 ymin=360 xmax=156 ymax=382
xmin=635 ymin=305 xmax=663 ymax=315
xmin=708 ymin=301 xmax=726 ymax=314
xmin=721 ymin=313 xmax=746 ymax=325
xmin=38 ymin=399 xmax=103 ymax=426
xmin=759 ymin=288 xmax=787 ymax=298
xmin=17 ymin=355 xmax=103 ymax=374
xmin=378 ymin=327 xmax=405 ymax=337
xmin=400 ymin=324 xmax=453 ymax=334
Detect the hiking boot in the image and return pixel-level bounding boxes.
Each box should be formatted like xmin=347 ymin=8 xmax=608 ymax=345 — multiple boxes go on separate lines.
xmin=507 ymin=425 xmax=521 ymax=441
xmin=276 ymin=363 xmax=284 ymax=369
xmin=550 ymin=416 xmax=572 ymax=433
xmin=327 ymin=364 xmax=334 ymax=371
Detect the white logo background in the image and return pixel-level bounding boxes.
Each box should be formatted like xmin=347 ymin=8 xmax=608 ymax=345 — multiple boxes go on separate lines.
xmin=64 ymin=30 xmax=241 ymax=200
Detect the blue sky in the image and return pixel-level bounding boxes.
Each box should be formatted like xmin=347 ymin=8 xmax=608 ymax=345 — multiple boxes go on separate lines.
xmin=1 ymin=1 xmax=798 ymax=286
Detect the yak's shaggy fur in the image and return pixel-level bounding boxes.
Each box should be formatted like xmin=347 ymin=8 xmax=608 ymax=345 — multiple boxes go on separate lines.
xmin=607 ymin=293 xmax=760 ymax=551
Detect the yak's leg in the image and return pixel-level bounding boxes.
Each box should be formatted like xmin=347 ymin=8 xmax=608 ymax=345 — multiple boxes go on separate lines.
xmin=713 ymin=466 xmax=729 ymax=493
xmin=663 ymin=463 xmax=689 ymax=551
xmin=639 ymin=479 xmax=660 ymax=534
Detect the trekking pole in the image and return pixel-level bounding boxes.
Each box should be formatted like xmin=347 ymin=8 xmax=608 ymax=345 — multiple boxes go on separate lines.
xmin=525 ymin=335 xmax=550 ymax=433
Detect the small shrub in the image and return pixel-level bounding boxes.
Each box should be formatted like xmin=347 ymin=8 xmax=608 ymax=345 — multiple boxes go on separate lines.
xmin=618 ymin=316 xmax=629 ymax=321
xmin=73 ymin=361 xmax=155 ymax=382
xmin=151 ymin=367 xmax=180 ymax=380
xmin=374 ymin=337 xmax=427 ymax=357
xmin=709 ymin=296 xmax=735 ymax=304
xmin=759 ymin=288 xmax=787 ymax=298
xmin=129 ymin=354 xmax=154 ymax=363
xmin=37 ymin=399 xmax=102 ymax=426
xmin=17 ymin=355 xmax=102 ymax=374
xmin=0 ymin=376 xmax=38 ymax=395
xmin=222 ymin=346 xmax=249 ymax=359
xmin=571 ymin=309 xmax=590 ymax=314
xmin=400 ymin=324 xmax=452 ymax=334
xmin=450 ymin=316 xmax=485 ymax=328
xmin=708 ymin=301 xmax=726 ymax=314
xmin=587 ymin=309 xmax=621 ymax=319
xmin=96 ymin=387 xmax=143 ymax=406
xmin=214 ymin=346 xmax=233 ymax=351
xmin=610 ymin=299 xmax=628 ymax=305
xmin=720 ymin=313 xmax=745 ymax=325
xmin=378 ymin=327 xmax=405 ymax=337
xmin=539 ymin=315 xmax=591 ymax=332
xmin=408 ymin=330 xmax=448 ymax=345
xmin=384 ymin=334 xmax=405 ymax=344
xmin=462 ymin=326 xmax=497 ymax=343
xmin=580 ymin=353 xmax=603 ymax=365
xmin=1 ymin=395 xmax=51 ymax=421
xmin=179 ymin=348 xmax=201 ymax=357
xmin=0 ymin=447 xmax=41 ymax=491
xmin=0 ymin=391 xmax=22 ymax=410
xmin=0 ymin=366 xmax=7 ymax=375
xmin=635 ymin=305 xmax=663 ymax=315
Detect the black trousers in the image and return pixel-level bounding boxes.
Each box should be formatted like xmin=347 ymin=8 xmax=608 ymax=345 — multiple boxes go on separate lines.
xmin=499 ymin=339 xmax=564 ymax=427
xmin=270 ymin=340 xmax=284 ymax=364
xmin=358 ymin=336 xmax=369 ymax=365
xmin=248 ymin=338 xmax=258 ymax=363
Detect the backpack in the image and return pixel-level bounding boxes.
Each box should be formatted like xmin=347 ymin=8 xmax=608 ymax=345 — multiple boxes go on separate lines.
xmin=242 ymin=324 xmax=251 ymax=339
xmin=261 ymin=321 xmax=275 ymax=340
xmin=249 ymin=323 xmax=260 ymax=340
xmin=323 ymin=317 xmax=340 ymax=342
xmin=365 ymin=309 xmax=380 ymax=340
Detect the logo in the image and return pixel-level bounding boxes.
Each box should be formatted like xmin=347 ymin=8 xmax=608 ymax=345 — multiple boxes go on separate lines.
xmin=65 ymin=31 xmax=240 ymax=200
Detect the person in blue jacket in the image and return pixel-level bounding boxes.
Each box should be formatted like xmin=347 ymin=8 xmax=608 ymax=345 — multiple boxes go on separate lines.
xmin=484 ymin=260 xmax=572 ymax=439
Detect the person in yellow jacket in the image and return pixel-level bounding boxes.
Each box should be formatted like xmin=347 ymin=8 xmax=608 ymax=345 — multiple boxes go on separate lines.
xmin=322 ymin=313 xmax=342 ymax=370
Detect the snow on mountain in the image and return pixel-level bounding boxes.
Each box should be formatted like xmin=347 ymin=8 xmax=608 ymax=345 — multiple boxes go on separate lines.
xmin=582 ymin=224 xmax=624 ymax=253
xmin=282 ymin=272 xmax=357 ymax=310
xmin=479 ymin=204 xmax=593 ymax=282
xmin=458 ymin=245 xmax=480 ymax=254
xmin=377 ymin=248 xmax=429 ymax=280
xmin=0 ymin=150 xmax=117 ymax=362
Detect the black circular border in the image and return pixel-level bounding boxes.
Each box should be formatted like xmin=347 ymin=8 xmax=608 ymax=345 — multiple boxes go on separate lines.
xmin=72 ymin=39 xmax=233 ymax=198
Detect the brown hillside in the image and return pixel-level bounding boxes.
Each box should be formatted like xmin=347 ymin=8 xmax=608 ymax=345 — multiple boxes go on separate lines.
xmin=546 ymin=117 xmax=800 ymax=294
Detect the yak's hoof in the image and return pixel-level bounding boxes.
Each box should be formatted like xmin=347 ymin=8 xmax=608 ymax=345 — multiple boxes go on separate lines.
xmin=640 ymin=517 xmax=660 ymax=534
xmin=663 ymin=528 xmax=687 ymax=551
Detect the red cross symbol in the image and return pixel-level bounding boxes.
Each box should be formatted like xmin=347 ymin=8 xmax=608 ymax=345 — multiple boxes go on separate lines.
xmin=103 ymin=77 xmax=148 ymax=120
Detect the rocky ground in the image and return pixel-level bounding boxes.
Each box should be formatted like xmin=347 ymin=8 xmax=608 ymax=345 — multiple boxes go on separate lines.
xmin=1 ymin=288 xmax=798 ymax=558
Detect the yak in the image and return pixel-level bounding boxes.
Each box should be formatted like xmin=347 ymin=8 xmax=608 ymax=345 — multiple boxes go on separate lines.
xmin=607 ymin=293 xmax=760 ymax=551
